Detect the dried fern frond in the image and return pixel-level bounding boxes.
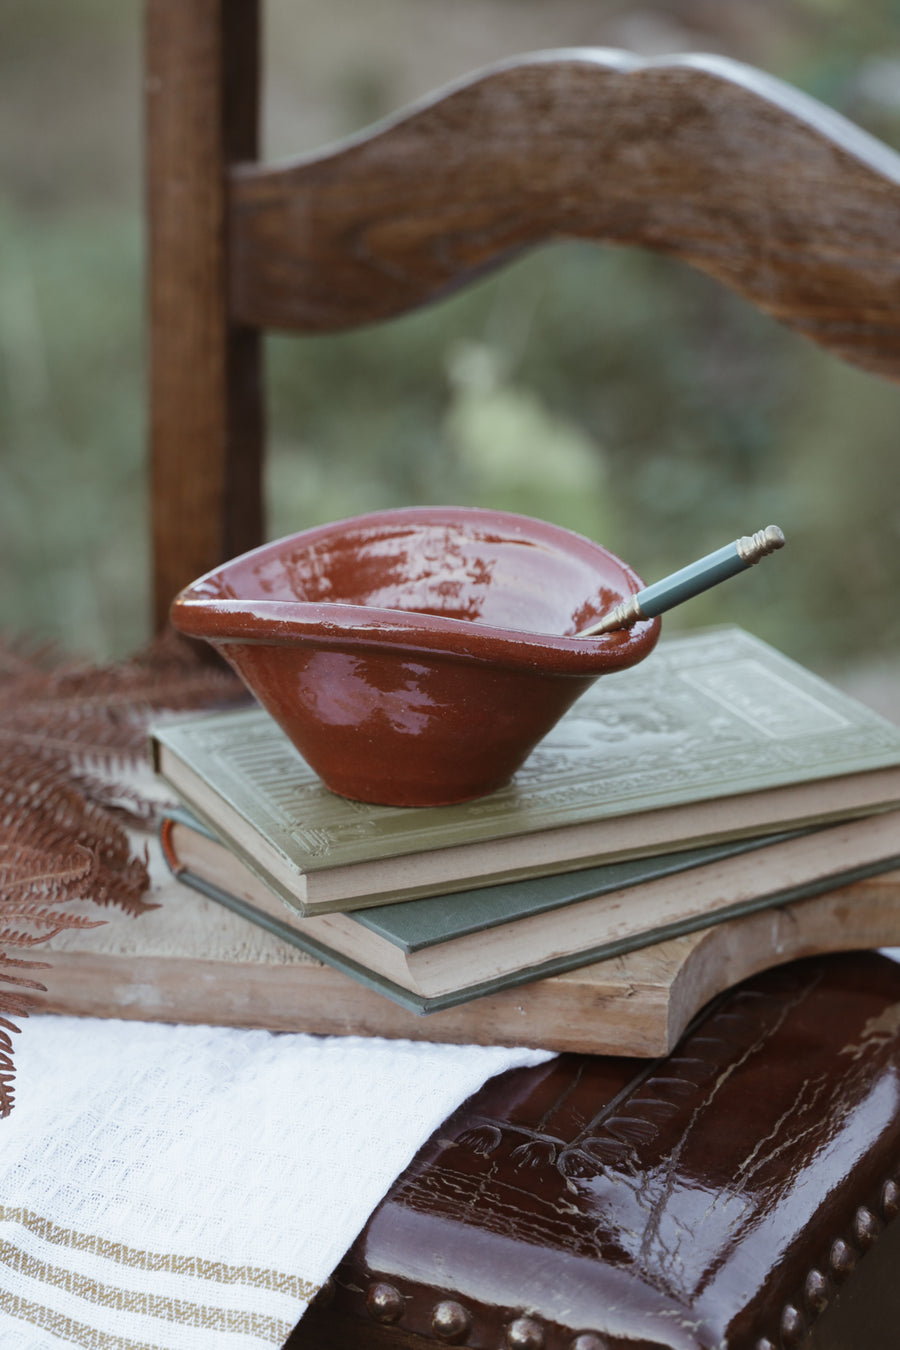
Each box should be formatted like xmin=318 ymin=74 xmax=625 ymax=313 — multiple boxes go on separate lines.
xmin=0 ymin=839 xmax=97 ymax=896
xmin=0 ymin=887 xmax=107 ymax=943
xmin=0 ymin=633 xmax=67 ymax=679
xmin=0 ymin=626 xmax=246 ymax=764
xmin=66 ymin=771 xmax=165 ymax=828
xmin=0 ymin=1062 xmax=14 ymax=1118
xmin=0 ymin=959 xmax=52 ymax=991
xmin=0 ymin=961 xmax=51 ymax=1116
xmin=0 ymin=627 xmax=248 ymax=1116
xmin=0 ymin=749 xmax=152 ymax=914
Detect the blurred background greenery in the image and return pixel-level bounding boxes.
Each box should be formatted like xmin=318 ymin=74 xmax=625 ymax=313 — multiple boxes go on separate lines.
xmin=2 ymin=0 xmax=899 ymax=707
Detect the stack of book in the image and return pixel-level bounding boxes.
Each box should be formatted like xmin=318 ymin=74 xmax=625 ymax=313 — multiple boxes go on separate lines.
xmin=152 ymin=627 xmax=900 ymax=1016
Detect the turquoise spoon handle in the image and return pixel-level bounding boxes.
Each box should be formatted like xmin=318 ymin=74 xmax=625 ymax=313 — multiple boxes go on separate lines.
xmin=578 ymin=526 xmax=785 ymax=637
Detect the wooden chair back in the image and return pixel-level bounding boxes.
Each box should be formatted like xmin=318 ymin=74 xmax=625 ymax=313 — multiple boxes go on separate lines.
xmin=145 ymin=0 xmax=900 ymax=631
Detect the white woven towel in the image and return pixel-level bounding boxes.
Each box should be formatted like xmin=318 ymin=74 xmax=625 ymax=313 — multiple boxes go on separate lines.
xmin=0 ymin=1015 xmax=553 ymax=1349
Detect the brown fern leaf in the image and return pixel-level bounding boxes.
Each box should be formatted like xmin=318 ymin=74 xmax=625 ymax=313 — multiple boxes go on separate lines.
xmin=0 ymin=1066 xmax=15 ymax=1117
xmin=0 ymin=745 xmax=99 ymax=826
xmin=0 ymin=895 xmax=106 ymax=942
xmin=0 ymin=838 xmax=97 ymax=897
xmin=0 ymin=991 xmax=48 ymax=1038
xmin=0 ymin=928 xmax=82 ymax=947
xmin=0 ymin=962 xmax=52 ymax=992
xmin=0 ymin=715 xmax=147 ymax=765
xmin=0 ymin=972 xmax=42 ymax=1116
xmin=0 ymin=626 xmax=250 ymax=1114
xmin=0 ymin=627 xmax=246 ymax=769
xmin=0 ymin=633 xmax=66 ymax=680
xmin=1 ymin=751 xmax=152 ymax=913
xmin=68 ymin=771 xmax=167 ymax=829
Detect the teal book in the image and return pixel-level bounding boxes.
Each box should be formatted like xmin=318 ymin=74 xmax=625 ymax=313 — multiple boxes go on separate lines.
xmin=150 ymin=628 xmax=900 ymax=916
xmin=160 ymin=806 xmax=900 ymax=1012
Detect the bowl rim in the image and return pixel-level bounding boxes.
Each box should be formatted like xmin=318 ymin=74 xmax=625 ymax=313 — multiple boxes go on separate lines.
xmin=170 ymin=506 xmax=661 ymax=674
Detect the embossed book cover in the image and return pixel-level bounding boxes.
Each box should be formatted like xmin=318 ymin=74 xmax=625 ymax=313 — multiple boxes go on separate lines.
xmin=150 ymin=628 xmax=900 ymax=915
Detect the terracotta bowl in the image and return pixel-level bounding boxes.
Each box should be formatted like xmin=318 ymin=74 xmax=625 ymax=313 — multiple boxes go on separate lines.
xmin=170 ymin=507 xmax=660 ymax=806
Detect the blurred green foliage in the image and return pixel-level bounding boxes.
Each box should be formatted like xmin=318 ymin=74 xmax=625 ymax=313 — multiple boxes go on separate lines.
xmin=2 ymin=0 xmax=899 ymax=677
xmin=0 ymin=206 xmax=145 ymax=654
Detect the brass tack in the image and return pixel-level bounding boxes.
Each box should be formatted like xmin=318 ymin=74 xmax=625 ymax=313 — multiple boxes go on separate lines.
xmin=852 ymin=1205 xmax=880 ymax=1249
xmin=432 ymin=1299 xmax=472 ymax=1343
xmin=754 ymin=1339 xmax=776 ymax=1350
xmin=882 ymin=1178 xmax=900 ymax=1221
xmin=570 ymin=1335 xmax=609 ymax=1350
xmin=779 ymin=1302 xmax=805 ymax=1347
xmin=506 ymin=1315 xmax=546 ymax=1349
xmin=829 ymin=1237 xmax=856 ymax=1280
xmin=366 ymin=1282 xmax=405 ymax=1323
xmin=804 ymin=1267 xmax=829 ymax=1314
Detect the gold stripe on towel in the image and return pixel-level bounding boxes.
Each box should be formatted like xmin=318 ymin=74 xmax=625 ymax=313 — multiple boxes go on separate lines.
xmin=0 ymin=1239 xmax=295 ymax=1342
xmin=1 ymin=1287 xmax=167 ymax=1350
xmin=0 ymin=1205 xmax=316 ymax=1299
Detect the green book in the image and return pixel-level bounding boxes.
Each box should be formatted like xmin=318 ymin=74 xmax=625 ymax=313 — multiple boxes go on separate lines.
xmin=150 ymin=627 xmax=900 ymax=917
xmin=160 ymin=806 xmax=900 ymax=1013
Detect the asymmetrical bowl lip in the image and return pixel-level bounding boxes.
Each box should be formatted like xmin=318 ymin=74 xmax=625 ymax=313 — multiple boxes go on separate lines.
xmin=170 ymin=505 xmax=661 ymax=674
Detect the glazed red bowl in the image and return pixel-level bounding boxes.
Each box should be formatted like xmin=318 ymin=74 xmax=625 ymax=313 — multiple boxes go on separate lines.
xmin=170 ymin=507 xmax=660 ymax=806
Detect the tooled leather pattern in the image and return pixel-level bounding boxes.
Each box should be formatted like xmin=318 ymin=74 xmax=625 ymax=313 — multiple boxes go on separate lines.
xmin=454 ymin=967 xmax=822 ymax=1183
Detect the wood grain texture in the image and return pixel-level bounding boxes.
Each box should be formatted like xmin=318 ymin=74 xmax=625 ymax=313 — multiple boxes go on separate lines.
xmin=36 ymin=847 xmax=900 ymax=1058
xmin=146 ymin=0 xmax=264 ymax=632
xmin=229 ymin=50 xmax=900 ymax=380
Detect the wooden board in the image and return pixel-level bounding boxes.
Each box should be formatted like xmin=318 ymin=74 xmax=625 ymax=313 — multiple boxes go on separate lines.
xmin=34 ymin=841 xmax=900 ymax=1057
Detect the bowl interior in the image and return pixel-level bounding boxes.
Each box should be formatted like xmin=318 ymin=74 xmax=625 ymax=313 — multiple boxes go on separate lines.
xmin=201 ymin=509 xmax=634 ymax=637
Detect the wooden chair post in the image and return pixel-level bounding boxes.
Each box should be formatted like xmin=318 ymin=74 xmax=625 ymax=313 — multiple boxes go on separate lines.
xmin=146 ymin=0 xmax=265 ymax=633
